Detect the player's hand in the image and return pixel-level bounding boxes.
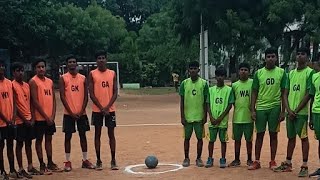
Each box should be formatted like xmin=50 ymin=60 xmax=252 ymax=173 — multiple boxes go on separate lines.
xmin=287 ymin=110 xmax=296 ymax=121
xmin=70 ymin=113 xmax=79 ymax=120
xmin=209 ymin=117 xmax=215 ymax=125
xmin=212 ymin=118 xmax=221 ymax=126
xmin=251 ymin=111 xmax=256 ymax=121
xmin=6 ymin=121 xmax=13 ymax=127
xmin=309 ymin=120 xmax=314 ymax=130
xmin=181 ymin=118 xmax=186 ymax=126
xmin=24 ymin=120 xmax=32 ymax=127
xmin=278 ymin=112 xmax=285 ymax=122
xmin=102 ymin=107 xmax=110 ymax=116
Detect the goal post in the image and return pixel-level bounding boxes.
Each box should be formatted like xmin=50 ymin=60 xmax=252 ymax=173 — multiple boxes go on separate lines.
xmin=59 ymin=61 xmax=120 ymax=94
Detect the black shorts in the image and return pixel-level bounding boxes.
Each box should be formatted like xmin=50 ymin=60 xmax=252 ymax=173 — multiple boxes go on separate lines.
xmin=63 ymin=115 xmax=90 ymax=134
xmin=34 ymin=121 xmax=56 ymax=139
xmin=15 ymin=123 xmax=35 ymax=142
xmin=91 ymin=112 xmax=116 ymax=127
xmin=0 ymin=126 xmax=15 ymax=141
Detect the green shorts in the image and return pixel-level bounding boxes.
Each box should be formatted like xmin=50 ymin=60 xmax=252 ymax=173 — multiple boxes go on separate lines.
xmin=232 ymin=123 xmax=254 ymax=141
xmin=313 ymin=113 xmax=320 ymax=140
xmin=208 ymin=127 xmax=228 ymax=143
xmin=286 ymin=115 xmax=308 ymax=139
xmin=184 ymin=122 xmax=203 ymax=140
xmin=256 ymin=106 xmax=281 ymax=133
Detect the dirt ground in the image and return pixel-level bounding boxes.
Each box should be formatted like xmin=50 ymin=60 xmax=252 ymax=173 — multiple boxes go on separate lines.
xmin=7 ymin=91 xmax=320 ymax=180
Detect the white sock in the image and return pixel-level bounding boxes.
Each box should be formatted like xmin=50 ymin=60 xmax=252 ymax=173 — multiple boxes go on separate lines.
xmin=302 ymin=162 xmax=307 ymax=166
xmin=82 ymin=152 xmax=88 ymax=160
xmin=286 ymin=159 xmax=291 ymax=164
xmin=66 ymin=153 xmax=71 ymax=161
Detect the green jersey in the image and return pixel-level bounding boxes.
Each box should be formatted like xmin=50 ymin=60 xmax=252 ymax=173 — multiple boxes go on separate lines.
xmin=179 ymin=77 xmax=209 ymax=123
xmin=208 ymin=85 xmax=235 ymax=128
xmin=310 ymin=72 xmax=320 ymax=113
xmin=232 ymin=79 xmax=253 ymax=123
xmin=286 ymin=67 xmax=314 ymax=115
xmin=252 ymin=67 xmax=286 ymax=110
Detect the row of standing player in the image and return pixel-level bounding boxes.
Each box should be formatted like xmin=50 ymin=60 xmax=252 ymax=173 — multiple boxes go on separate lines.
xmin=0 ymin=50 xmax=118 ymax=179
xmin=180 ymin=47 xmax=320 ymax=178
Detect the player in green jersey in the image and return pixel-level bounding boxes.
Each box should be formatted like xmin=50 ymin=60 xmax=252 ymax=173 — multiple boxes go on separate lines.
xmin=309 ymin=53 xmax=320 ymax=178
xmin=249 ymin=48 xmax=287 ymax=170
xmin=180 ymin=61 xmax=209 ymax=167
xmin=205 ymin=67 xmax=234 ymax=168
xmin=229 ymin=62 xmax=254 ymax=168
xmin=273 ymin=47 xmax=314 ymax=177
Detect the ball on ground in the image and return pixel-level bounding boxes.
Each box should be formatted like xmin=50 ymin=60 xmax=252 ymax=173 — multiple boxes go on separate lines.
xmin=145 ymin=155 xmax=158 ymax=169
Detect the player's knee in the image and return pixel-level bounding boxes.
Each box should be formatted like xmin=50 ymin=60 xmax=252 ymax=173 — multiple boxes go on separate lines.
xmin=301 ymin=137 xmax=308 ymax=142
xmin=184 ymin=138 xmax=190 ymax=142
xmin=16 ymin=141 xmax=24 ymax=148
xmin=79 ymin=132 xmax=86 ymax=140
xmin=25 ymin=140 xmax=32 ymax=147
xmin=269 ymin=132 xmax=278 ymax=139
xmin=65 ymin=133 xmax=72 ymax=141
xmin=256 ymin=132 xmax=265 ymax=139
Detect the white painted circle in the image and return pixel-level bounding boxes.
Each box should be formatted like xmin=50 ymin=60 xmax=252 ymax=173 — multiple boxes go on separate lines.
xmin=124 ymin=163 xmax=183 ymax=175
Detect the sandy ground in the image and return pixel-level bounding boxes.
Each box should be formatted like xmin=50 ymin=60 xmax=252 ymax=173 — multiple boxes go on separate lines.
xmin=4 ymin=92 xmax=320 ymax=180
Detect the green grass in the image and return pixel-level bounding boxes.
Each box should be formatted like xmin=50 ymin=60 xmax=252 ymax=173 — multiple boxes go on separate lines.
xmin=121 ymin=87 xmax=177 ymax=95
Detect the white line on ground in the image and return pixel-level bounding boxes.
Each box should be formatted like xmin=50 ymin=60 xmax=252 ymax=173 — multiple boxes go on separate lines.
xmin=124 ymin=163 xmax=183 ymax=175
xmin=55 ymin=123 xmax=181 ymax=128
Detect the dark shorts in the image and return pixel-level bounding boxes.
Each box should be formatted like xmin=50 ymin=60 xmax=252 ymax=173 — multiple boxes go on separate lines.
xmin=63 ymin=115 xmax=90 ymax=134
xmin=0 ymin=126 xmax=15 ymax=141
xmin=34 ymin=121 xmax=56 ymax=139
xmin=15 ymin=123 xmax=35 ymax=142
xmin=91 ymin=112 xmax=116 ymax=128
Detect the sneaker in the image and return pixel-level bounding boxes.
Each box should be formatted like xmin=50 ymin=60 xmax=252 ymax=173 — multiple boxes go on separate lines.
xmin=182 ymin=158 xmax=190 ymax=167
xmin=248 ymin=161 xmax=261 ymax=170
xmin=47 ymin=162 xmax=63 ymax=172
xmin=229 ymin=160 xmax=241 ymax=167
xmin=309 ymin=168 xmax=320 ymax=177
xmin=111 ymin=160 xmax=119 ymax=170
xmin=82 ymin=160 xmax=95 ymax=169
xmin=27 ymin=167 xmax=41 ymax=175
xmin=95 ymin=160 xmax=103 ymax=171
xmin=9 ymin=170 xmax=23 ymax=179
xmin=247 ymin=160 xmax=253 ymax=166
xmin=18 ymin=169 xmax=32 ymax=179
xmin=40 ymin=163 xmax=52 ymax=175
xmin=195 ymin=158 xmax=204 ymax=167
xmin=273 ymin=161 xmax=292 ymax=172
xmin=220 ymin=158 xmax=227 ymax=168
xmin=0 ymin=171 xmax=9 ymax=180
xmin=298 ymin=166 xmax=308 ymax=177
xmin=205 ymin=157 xmax=213 ymax=168
xmin=63 ymin=161 xmax=72 ymax=172
xmin=269 ymin=160 xmax=277 ymax=170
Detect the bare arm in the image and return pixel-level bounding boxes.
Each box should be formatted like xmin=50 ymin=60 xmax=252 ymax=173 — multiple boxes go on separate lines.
xmin=88 ymin=72 xmax=104 ymax=111
xmin=59 ymin=76 xmax=76 ymax=117
xmin=29 ymin=79 xmax=50 ymax=121
xmin=217 ymin=104 xmax=232 ymax=121
xmin=104 ymin=73 xmax=118 ymax=110
xmin=79 ymin=77 xmax=89 ymax=116
xmin=51 ymin=84 xmax=56 ymax=121
xmin=294 ymin=93 xmax=311 ymax=114
xmin=180 ymin=96 xmax=186 ymax=125
xmin=250 ymin=89 xmax=258 ymax=121
xmin=278 ymin=89 xmax=286 ymax=122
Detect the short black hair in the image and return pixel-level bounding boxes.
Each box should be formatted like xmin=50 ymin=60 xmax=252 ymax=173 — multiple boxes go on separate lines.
xmin=265 ymin=47 xmax=278 ymax=57
xmin=95 ymin=50 xmax=107 ymax=59
xmin=215 ymin=66 xmax=227 ymax=76
xmin=297 ymin=47 xmax=310 ymax=56
xmin=188 ymin=61 xmax=199 ymax=68
xmin=239 ymin=62 xmax=250 ymax=71
xmin=32 ymin=59 xmax=46 ymax=69
xmin=11 ymin=62 xmax=24 ymax=72
xmin=65 ymin=55 xmax=77 ymax=63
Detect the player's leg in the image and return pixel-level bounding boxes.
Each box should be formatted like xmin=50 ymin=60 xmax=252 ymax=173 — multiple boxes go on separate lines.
xmin=15 ymin=125 xmax=25 ymax=172
xmin=229 ymin=123 xmax=242 ymax=167
xmin=194 ymin=122 xmax=204 ymax=167
xmin=245 ymin=123 xmax=254 ymax=166
xmin=92 ymin=112 xmax=103 ymax=170
xmin=45 ymin=122 xmax=61 ymax=172
xmin=274 ymin=117 xmax=295 ymax=172
xmin=182 ymin=122 xmax=192 ymax=167
xmin=0 ymin=137 xmax=7 ymax=179
xmin=25 ymin=125 xmax=40 ymax=175
xmin=78 ymin=115 xmax=94 ymax=169
xmin=219 ymin=128 xmax=228 ymax=168
xmin=268 ymin=106 xmax=281 ymax=169
xmin=205 ymin=127 xmax=218 ymax=168
xmin=248 ymin=110 xmax=267 ymax=170
xmin=7 ymin=129 xmax=21 ymax=178
xmin=309 ymin=113 xmax=320 ymax=177
xmin=106 ymin=112 xmax=118 ymax=170
xmin=62 ymin=115 xmax=75 ymax=172
xmin=34 ymin=121 xmax=48 ymax=174
xmin=297 ymin=115 xmax=309 ymax=177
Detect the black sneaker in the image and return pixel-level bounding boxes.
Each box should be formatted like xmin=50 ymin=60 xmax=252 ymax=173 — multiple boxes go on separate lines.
xmin=18 ymin=169 xmax=32 ymax=179
xmin=0 ymin=171 xmax=9 ymax=180
xmin=95 ymin=160 xmax=103 ymax=171
xmin=229 ymin=160 xmax=241 ymax=167
xmin=309 ymin=168 xmax=320 ymax=177
xmin=9 ymin=170 xmax=23 ymax=179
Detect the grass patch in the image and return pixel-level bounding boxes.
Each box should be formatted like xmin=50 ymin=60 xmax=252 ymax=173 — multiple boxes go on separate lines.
xmin=121 ymin=87 xmax=177 ymax=95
